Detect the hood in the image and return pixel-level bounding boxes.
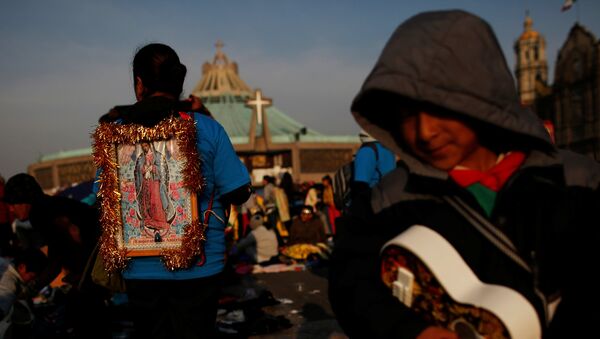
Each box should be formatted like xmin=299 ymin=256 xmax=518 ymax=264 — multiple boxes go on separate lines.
xmin=351 ymin=10 xmax=553 ymax=177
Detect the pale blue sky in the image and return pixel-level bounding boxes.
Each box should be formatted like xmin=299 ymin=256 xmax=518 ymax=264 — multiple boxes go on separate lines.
xmin=1 ymin=0 xmax=598 ymax=178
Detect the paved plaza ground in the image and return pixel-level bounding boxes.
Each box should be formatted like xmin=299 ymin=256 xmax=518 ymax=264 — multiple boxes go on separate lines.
xmin=214 ymin=265 xmax=347 ymax=339
xmin=243 ymin=269 xmax=346 ymax=339
xmin=107 ymin=265 xmax=347 ymax=338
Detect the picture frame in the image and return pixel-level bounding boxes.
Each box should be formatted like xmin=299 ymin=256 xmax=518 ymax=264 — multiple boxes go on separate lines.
xmin=116 ymin=139 xmax=198 ymax=256
xmin=93 ymin=116 xmax=206 ymax=271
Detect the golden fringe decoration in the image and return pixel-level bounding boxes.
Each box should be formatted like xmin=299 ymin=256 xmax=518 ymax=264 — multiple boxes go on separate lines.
xmin=92 ymin=117 xmax=205 ymax=272
xmin=160 ymin=220 xmax=205 ymax=270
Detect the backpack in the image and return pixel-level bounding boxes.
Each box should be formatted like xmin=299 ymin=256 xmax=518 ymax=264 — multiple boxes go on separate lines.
xmin=333 ymin=143 xmax=379 ymax=213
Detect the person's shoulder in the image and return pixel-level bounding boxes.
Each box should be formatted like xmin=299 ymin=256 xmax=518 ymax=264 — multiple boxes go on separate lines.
xmin=0 ymin=261 xmax=19 ymax=287
xmin=358 ymin=142 xmax=378 ymax=153
xmin=192 ymin=113 xmax=223 ymax=130
xmin=191 ymin=113 xmax=231 ymax=146
xmin=0 ymin=257 xmax=10 ymax=273
xmin=377 ymin=142 xmax=395 ymax=155
xmin=356 ymin=143 xmax=382 ymax=162
xmin=46 ymin=195 xmax=97 ymax=217
xmin=370 ymin=166 xmax=410 ymax=214
xmin=558 ymin=149 xmax=600 ymax=189
xmin=257 ymin=225 xmax=273 ymax=234
xmin=311 ymin=217 xmax=324 ymax=226
xmin=50 ymin=195 xmax=89 ymax=207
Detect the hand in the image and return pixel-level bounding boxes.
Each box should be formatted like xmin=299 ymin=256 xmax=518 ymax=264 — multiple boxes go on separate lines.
xmin=416 ymin=326 xmax=458 ymax=339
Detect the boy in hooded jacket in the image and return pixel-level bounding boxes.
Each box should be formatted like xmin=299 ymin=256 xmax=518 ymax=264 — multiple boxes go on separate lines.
xmin=329 ymin=10 xmax=600 ymax=339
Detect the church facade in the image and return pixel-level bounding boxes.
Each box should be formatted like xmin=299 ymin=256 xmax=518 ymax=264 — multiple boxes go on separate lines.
xmin=191 ymin=42 xmax=359 ymax=185
xmin=514 ymin=15 xmax=600 ymax=161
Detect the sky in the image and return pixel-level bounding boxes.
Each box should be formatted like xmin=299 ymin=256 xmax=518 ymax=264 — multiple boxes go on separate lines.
xmin=1 ymin=0 xmax=599 ymax=179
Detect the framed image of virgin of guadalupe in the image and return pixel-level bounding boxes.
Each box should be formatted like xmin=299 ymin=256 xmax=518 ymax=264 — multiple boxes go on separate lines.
xmin=117 ymin=139 xmax=197 ymax=255
xmin=93 ymin=116 xmax=206 ymax=271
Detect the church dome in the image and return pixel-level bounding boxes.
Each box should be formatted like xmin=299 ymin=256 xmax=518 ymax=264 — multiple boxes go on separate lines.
xmin=191 ymin=40 xmax=252 ymax=98
xmin=190 ymin=42 xmax=332 ymax=144
xmin=519 ymin=15 xmax=540 ymax=40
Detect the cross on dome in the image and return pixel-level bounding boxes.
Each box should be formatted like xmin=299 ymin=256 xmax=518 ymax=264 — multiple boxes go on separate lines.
xmin=245 ymin=89 xmax=272 ymax=125
xmin=193 ymin=41 xmax=252 ymax=97
xmin=213 ymin=40 xmax=229 ymax=66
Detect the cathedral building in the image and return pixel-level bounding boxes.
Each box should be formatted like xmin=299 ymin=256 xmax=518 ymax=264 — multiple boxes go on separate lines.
xmin=551 ymin=24 xmax=600 ymax=159
xmin=191 ymin=42 xmax=359 ymax=184
xmin=514 ymin=14 xmax=549 ymax=106
xmin=514 ymin=15 xmax=600 ymax=161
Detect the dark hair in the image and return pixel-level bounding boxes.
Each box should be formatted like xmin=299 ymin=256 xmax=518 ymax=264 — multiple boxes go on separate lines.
xmin=4 ymin=173 xmax=44 ymax=204
xmin=14 ymin=248 xmax=48 ymax=274
xmin=133 ymin=43 xmax=187 ymax=98
xmin=263 ymin=175 xmax=275 ymax=184
xmin=279 ymin=172 xmax=294 ymax=197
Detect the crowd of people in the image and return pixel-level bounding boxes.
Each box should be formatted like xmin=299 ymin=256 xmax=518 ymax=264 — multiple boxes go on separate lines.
xmin=0 ymin=43 xmax=338 ymax=339
xmin=0 ymin=170 xmax=338 ymax=338
xmin=0 ymin=173 xmax=109 ymax=338
xmin=1 ymin=8 xmax=600 ymax=339
xmin=231 ymin=173 xmax=338 ymax=268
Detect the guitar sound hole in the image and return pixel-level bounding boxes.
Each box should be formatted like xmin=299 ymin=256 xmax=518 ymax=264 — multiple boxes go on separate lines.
xmin=452 ymin=319 xmax=482 ymax=339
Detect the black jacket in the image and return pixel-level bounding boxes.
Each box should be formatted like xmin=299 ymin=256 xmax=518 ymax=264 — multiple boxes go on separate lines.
xmin=330 ymin=10 xmax=600 ymax=338
xmin=331 ymin=152 xmax=600 ymax=338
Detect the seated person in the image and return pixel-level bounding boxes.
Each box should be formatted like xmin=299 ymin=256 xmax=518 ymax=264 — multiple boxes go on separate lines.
xmin=0 ymin=248 xmax=48 ymax=336
xmin=234 ymin=212 xmax=278 ymax=264
xmin=3 ymin=174 xmax=100 ymax=289
xmin=3 ymin=173 xmax=110 ymax=338
xmin=287 ymin=205 xmax=326 ymax=246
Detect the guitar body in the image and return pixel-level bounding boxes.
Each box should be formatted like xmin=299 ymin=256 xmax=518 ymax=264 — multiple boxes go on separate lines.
xmin=381 ymin=225 xmax=541 ymax=339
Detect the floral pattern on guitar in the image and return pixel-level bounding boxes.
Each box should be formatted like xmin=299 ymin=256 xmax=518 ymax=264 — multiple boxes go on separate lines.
xmin=381 ymin=246 xmax=509 ymax=339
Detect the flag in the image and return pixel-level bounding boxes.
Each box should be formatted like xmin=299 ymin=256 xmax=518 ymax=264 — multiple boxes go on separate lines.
xmin=562 ymin=0 xmax=576 ymax=12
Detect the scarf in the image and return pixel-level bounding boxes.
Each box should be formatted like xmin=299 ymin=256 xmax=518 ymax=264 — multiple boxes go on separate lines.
xmin=448 ymin=152 xmax=526 ymax=192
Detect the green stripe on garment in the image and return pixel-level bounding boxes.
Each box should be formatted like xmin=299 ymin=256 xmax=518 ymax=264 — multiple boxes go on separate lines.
xmin=465 ymin=183 xmax=497 ymax=217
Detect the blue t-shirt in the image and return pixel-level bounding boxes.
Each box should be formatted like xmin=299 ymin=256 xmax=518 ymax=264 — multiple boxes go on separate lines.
xmin=353 ymin=142 xmax=396 ymax=187
xmin=96 ymin=113 xmax=250 ymax=280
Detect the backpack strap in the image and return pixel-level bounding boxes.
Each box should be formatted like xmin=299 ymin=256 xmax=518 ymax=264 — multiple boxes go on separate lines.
xmin=442 ymin=196 xmax=530 ymax=272
xmin=196 ymin=190 xmax=217 ymax=267
xmin=442 ymin=195 xmax=557 ymax=325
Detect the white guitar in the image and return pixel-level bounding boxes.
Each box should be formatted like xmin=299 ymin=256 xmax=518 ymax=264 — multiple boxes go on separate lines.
xmin=380 ymin=225 xmax=541 ymax=339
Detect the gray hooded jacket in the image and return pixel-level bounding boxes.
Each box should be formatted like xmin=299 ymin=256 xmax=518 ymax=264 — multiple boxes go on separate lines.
xmin=351 ymin=10 xmax=599 ymax=187
xmin=329 ymin=10 xmax=600 ymax=339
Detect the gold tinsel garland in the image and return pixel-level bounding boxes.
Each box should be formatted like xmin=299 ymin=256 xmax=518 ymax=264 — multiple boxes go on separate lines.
xmin=92 ymin=117 xmax=205 ymax=272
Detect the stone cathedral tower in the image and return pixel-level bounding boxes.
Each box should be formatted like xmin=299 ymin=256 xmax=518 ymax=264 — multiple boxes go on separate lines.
xmin=514 ymin=14 xmax=548 ymax=105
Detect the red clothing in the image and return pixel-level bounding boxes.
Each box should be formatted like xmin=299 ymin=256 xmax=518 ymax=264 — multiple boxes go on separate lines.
xmin=448 ymin=152 xmax=526 ymax=191
xmin=140 ymin=178 xmax=169 ymax=230
xmin=0 ymin=202 xmax=12 ymax=224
